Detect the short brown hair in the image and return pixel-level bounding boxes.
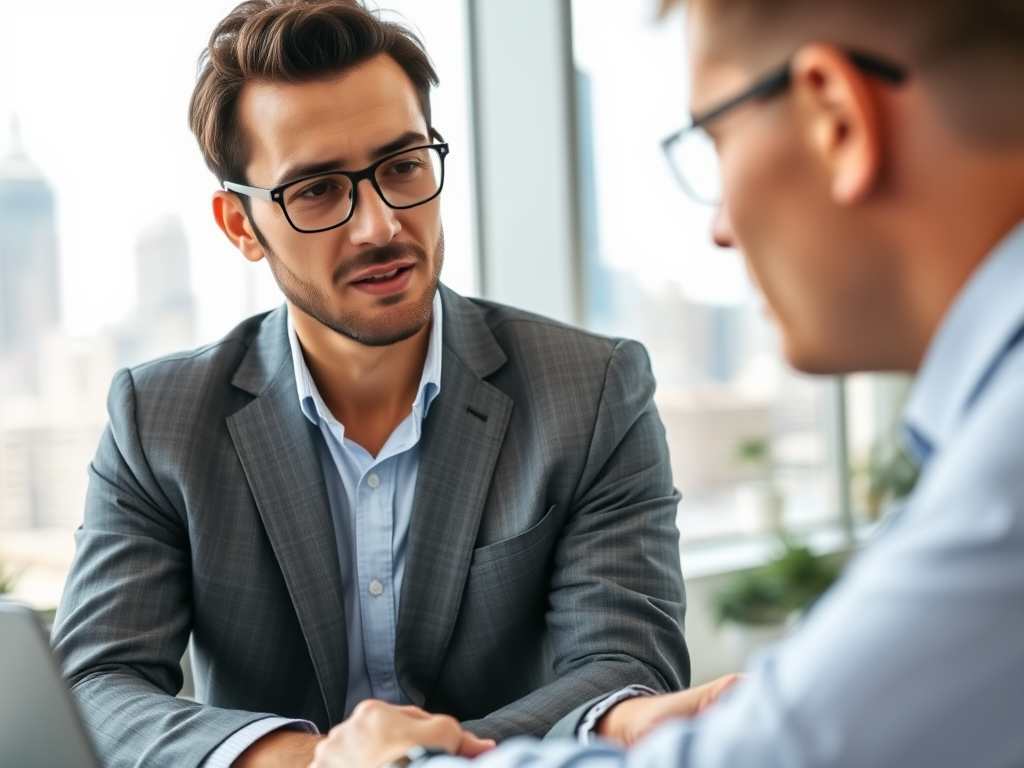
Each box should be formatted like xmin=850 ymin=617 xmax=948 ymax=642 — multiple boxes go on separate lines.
xmin=663 ymin=0 xmax=1024 ymax=66
xmin=663 ymin=0 xmax=1024 ymax=145
xmin=188 ymin=0 xmax=439 ymax=184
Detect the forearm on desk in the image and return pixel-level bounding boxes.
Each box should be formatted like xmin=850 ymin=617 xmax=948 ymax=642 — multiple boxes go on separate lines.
xmin=65 ymin=671 xmax=282 ymax=768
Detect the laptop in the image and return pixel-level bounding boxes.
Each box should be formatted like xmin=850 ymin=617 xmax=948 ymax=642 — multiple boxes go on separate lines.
xmin=0 ymin=600 xmax=102 ymax=768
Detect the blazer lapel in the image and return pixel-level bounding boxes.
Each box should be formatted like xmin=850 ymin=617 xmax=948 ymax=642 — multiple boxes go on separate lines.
xmin=396 ymin=288 xmax=513 ymax=706
xmin=226 ymin=307 xmax=349 ymax=724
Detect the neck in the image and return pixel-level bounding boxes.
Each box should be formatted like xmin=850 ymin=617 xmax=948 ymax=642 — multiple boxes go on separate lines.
xmin=892 ymin=164 xmax=1024 ymax=371
xmin=290 ymin=302 xmax=433 ymax=457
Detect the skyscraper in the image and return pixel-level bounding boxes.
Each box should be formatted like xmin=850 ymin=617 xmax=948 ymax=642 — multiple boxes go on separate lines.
xmin=130 ymin=214 xmax=196 ymax=363
xmin=0 ymin=121 xmax=60 ymax=396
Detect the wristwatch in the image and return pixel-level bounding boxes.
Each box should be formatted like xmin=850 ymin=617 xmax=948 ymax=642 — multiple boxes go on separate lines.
xmin=380 ymin=745 xmax=448 ymax=768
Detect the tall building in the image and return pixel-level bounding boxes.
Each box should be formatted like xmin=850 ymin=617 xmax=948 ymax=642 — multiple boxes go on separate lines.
xmin=0 ymin=122 xmax=60 ymax=396
xmin=120 ymin=214 xmax=196 ymax=365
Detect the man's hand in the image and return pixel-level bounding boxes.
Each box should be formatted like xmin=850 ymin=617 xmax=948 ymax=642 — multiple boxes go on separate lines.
xmin=309 ymin=700 xmax=496 ymax=768
xmin=596 ymin=674 xmax=743 ymax=747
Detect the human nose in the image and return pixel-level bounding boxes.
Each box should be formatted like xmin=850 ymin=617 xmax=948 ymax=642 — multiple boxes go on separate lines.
xmin=712 ymin=198 xmax=735 ymax=249
xmin=345 ymin=178 xmax=400 ymax=246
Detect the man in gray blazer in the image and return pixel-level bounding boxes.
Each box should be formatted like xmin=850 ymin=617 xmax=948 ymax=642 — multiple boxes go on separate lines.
xmin=51 ymin=2 xmax=689 ymax=766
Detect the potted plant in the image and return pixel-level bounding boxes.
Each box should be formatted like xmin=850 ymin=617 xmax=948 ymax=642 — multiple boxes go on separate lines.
xmin=713 ymin=538 xmax=843 ymax=666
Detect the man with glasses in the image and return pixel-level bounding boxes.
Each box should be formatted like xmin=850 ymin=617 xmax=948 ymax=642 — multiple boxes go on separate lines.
xmin=305 ymin=0 xmax=1024 ymax=765
xmin=50 ymin=2 xmax=691 ymax=767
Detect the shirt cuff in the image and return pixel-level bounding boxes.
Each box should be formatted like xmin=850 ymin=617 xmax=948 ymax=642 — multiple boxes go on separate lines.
xmin=201 ymin=716 xmax=319 ymax=768
xmin=576 ymin=685 xmax=657 ymax=745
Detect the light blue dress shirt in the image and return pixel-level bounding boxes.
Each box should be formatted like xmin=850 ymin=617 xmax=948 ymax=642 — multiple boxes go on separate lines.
xmin=203 ymin=294 xmax=443 ymax=767
xmin=422 ymin=223 xmax=1024 ymax=768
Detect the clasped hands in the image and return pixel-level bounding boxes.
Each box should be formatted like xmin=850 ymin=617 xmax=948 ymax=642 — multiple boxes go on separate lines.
xmin=308 ymin=674 xmax=742 ymax=768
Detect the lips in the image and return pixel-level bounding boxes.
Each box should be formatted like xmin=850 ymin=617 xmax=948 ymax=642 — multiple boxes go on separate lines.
xmin=351 ymin=262 xmax=414 ymax=284
xmin=349 ymin=262 xmax=415 ymax=297
xmin=359 ymin=267 xmax=403 ymax=283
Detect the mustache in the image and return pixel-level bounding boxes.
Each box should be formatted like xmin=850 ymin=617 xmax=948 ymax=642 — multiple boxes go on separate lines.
xmin=333 ymin=241 xmax=427 ymax=285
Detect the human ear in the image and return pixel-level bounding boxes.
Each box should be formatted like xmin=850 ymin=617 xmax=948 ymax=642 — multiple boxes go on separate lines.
xmin=212 ymin=190 xmax=266 ymax=263
xmin=790 ymin=44 xmax=883 ymax=206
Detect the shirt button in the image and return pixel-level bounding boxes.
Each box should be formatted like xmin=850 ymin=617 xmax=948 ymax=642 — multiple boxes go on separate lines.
xmin=367 ymin=473 xmax=380 ymax=489
xmin=382 ymin=680 xmax=394 ymax=690
xmin=368 ymin=579 xmax=384 ymax=597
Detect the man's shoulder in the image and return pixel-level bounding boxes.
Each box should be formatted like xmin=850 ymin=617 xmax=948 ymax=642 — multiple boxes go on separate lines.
xmin=962 ymin=339 xmax=1024 ymax=464
xmin=921 ymin=339 xmax=1024 ymax=508
xmin=113 ymin=309 xmax=277 ymax=403
xmin=441 ymin=292 xmax=656 ymax=414
xmin=462 ymin=295 xmax=639 ymax=367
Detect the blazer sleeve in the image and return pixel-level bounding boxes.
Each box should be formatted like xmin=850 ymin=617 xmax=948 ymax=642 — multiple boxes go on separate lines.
xmin=463 ymin=339 xmax=690 ymax=740
xmin=50 ymin=368 xmax=277 ymax=768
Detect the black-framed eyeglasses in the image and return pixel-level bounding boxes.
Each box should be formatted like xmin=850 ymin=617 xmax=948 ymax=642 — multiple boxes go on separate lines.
xmin=223 ymin=133 xmax=450 ymax=233
xmin=661 ymin=52 xmax=907 ymax=206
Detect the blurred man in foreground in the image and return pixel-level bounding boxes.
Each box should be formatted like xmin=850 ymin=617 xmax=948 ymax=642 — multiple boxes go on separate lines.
xmin=306 ymin=0 xmax=1024 ymax=765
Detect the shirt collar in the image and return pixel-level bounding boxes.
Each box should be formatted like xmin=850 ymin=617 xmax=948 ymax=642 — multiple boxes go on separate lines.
xmin=902 ymin=219 xmax=1024 ymax=464
xmin=287 ymin=291 xmax=443 ymax=430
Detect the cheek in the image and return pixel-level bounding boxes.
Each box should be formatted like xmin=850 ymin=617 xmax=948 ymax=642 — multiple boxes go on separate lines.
xmin=722 ymin=132 xmax=893 ymax=372
xmin=402 ymin=199 xmax=441 ymax=240
xmin=719 ymin=126 xmax=844 ymax=360
xmin=720 ymin=131 xmax=807 ymax=304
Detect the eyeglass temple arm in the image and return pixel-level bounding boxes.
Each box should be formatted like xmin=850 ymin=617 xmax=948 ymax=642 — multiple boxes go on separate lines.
xmin=223 ymin=180 xmax=274 ymax=201
xmin=689 ymin=68 xmax=792 ymax=130
xmin=847 ymin=51 xmax=907 ymax=84
xmin=685 ymin=50 xmax=905 ymax=133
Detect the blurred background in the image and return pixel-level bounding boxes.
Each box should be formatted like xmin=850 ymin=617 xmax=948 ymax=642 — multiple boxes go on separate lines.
xmin=0 ymin=0 xmax=914 ymax=681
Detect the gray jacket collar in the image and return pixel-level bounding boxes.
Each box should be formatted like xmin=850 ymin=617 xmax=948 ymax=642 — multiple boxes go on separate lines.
xmin=230 ymin=283 xmax=508 ymax=396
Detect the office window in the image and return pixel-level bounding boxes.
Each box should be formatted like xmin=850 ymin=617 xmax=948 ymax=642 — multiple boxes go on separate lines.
xmin=571 ymin=0 xmax=844 ymax=545
xmin=0 ymin=0 xmax=475 ymax=609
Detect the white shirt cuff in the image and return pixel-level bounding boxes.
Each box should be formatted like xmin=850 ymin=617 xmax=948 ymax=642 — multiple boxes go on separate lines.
xmin=201 ymin=716 xmax=319 ymax=768
xmin=576 ymin=685 xmax=657 ymax=745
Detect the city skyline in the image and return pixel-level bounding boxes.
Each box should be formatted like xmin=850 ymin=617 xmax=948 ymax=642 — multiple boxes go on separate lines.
xmin=0 ymin=122 xmax=61 ymax=397
xmin=0 ymin=0 xmax=477 ymax=348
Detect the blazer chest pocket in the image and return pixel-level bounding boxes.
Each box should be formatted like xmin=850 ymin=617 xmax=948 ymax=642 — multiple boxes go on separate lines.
xmin=471 ymin=504 xmax=559 ymax=567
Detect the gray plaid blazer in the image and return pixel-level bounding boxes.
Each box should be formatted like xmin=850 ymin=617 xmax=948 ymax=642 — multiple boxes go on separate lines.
xmin=52 ymin=286 xmax=689 ymax=768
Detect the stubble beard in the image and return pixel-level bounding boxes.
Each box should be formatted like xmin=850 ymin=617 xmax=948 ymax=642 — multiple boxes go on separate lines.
xmin=261 ymin=229 xmax=445 ymax=347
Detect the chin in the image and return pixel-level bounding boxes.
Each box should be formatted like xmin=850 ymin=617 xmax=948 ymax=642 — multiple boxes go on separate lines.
xmin=781 ymin=337 xmax=858 ymax=377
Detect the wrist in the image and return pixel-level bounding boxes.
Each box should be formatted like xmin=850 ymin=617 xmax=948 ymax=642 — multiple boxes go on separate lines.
xmin=233 ymin=730 xmax=324 ymax=768
xmin=595 ymin=697 xmax=645 ymax=744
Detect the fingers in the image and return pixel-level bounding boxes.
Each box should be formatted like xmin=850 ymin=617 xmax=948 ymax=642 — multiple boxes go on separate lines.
xmin=415 ymin=713 xmax=466 ymax=755
xmin=601 ymin=674 xmax=747 ymax=749
xmin=457 ymin=733 xmax=496 ymax=758
xmin=315 ymin=701 xmax=469 ymax=768
xmin=396 ymin=705 xmax=435 ymax=720
xmin=694 ymin=673 xmax=744 ymax=713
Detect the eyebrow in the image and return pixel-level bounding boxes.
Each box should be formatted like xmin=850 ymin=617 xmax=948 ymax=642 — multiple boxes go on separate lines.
xmin=275 ymin=130 xmax=429 ymax=186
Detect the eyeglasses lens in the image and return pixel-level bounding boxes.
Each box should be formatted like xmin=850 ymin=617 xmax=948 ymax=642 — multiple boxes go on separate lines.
xmin=375 ymin=147 xmax=444 ymax=208
xmin=283 ymin=175 xmax=354 ymax=232
xmin=281 ymin=146 xmax=445 ymax=232
xmin=667 ymin=129 xmax=722 ymax=206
